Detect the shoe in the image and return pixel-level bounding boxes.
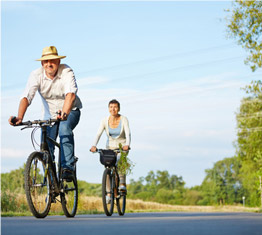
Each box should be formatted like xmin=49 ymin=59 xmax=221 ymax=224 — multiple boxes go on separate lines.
xmin=119 ymin=184 xmax=126 ymax=192
xmin=45 ymin=195 xmax=56 ymax=203
xmin=62 ymin=169 xmax=74 ymax=182
xmin=106 ymin=195 xmax=111 ymax=204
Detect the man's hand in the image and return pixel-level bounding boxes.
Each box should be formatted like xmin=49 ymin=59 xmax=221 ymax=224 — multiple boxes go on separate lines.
xmin=8 ymin=116 xmax=22 ymax=126
xmin=57 ymin=110 xmax=68 ymax=120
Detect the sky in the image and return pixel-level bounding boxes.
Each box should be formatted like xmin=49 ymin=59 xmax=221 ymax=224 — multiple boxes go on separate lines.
xmin=1 ymin=1 xmax=262 ymax=187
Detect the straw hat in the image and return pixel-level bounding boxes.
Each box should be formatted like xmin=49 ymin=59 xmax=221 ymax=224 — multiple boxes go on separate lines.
xmin=36 ymin=46 xmax=66 ymax=61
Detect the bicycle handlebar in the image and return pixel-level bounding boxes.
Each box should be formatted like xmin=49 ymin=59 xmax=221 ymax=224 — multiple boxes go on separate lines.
xmin=11 ymin=116 xmax=59 ymax=127
xmin=91 ymin=148 xmax=130 ymax=154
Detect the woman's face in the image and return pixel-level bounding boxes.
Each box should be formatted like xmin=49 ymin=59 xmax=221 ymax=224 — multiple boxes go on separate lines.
xmin=109 ymin=103 xmax=119 ymax=116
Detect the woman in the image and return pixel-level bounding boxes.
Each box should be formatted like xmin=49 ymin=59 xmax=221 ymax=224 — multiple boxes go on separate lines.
xmin=90 ymin=99 xmax=131 ymax=192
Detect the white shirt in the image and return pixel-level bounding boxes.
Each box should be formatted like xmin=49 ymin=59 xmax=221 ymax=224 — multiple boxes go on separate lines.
xmin=21 ymin=64 xmax=82 ymax=119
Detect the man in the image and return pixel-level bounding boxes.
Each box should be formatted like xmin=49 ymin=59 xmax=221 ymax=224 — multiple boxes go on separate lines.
xmin=9 ymin=46 xmax=82 ymax=180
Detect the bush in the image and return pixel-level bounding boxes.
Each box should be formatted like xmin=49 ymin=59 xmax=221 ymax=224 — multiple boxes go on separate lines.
xmin=1 ymin=191 xmax=19 ymax=212
xmin=155 ymin=189 xmax=175 ymax=204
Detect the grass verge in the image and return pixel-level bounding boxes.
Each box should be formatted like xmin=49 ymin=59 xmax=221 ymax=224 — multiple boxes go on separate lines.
xmin=1 ymin=195 xmax=261 ymax=217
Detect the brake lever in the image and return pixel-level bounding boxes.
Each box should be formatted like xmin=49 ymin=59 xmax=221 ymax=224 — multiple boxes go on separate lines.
xmin=21 ymin=126 xmax=33 ymax=130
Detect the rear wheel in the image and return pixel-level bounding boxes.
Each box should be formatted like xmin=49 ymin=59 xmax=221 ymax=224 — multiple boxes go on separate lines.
xmin=61 ymin=175 xmax=78 ymax=217
xmin=102 ymin=168 xmax=114 ymax=216
xmin=24 ymin=151 xmax=51 ymax=218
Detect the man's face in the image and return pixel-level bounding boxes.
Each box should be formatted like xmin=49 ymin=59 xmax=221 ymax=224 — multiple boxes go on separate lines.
xmin=41 ymin=59 xmax=60 ymax=78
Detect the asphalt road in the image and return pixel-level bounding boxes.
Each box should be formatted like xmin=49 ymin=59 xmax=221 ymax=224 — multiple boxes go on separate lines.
xmin=2 ymin=212 xmax=262 ymax=235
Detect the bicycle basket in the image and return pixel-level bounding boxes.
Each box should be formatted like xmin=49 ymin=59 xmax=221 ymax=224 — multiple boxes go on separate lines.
xmin=99 ymin=150 xmax=117 ymax=167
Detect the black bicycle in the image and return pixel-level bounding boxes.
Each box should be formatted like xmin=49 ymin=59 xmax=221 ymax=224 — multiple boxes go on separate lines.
xmin=95 ymin=149 xmax=126 ymax=216
xmin=13 ymin=118 xmax=78 ymax=218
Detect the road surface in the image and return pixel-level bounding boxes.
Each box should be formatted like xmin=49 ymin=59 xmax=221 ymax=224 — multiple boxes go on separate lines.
xmin=2 ymin=212 xmax=262 ymax=235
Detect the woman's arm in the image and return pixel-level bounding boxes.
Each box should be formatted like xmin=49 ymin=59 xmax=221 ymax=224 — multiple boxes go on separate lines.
xmin=123 ymin=116 xmax=131 ymax=150
xmin=92 ymin=118 xmax=106 ymax=147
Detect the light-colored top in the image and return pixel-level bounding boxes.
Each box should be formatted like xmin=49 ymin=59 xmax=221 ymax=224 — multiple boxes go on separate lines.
xmin=93 ymin=115 xmax=131 ymax=149
xmin=21 ymin=64 xmax=82 ymax=119
xmin=109 ymin=119 xmax=122 ymax=138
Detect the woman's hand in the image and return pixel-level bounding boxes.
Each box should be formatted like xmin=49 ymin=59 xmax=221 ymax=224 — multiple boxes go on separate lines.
xmin=90 ymin=146 xmax=97 ymax=153
xmin=122 ymin=145 xmax=129 ymax=151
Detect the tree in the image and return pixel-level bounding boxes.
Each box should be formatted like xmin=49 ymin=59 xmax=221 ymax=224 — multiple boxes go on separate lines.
xmin=1 ymin=165 xmax=25 ymax=194
xmin=226 ymin=0 xmax=262 ymax=71
xmin=235 ymin=80 xmax=262 ymax=206
xmin=128 ymin=170 xmax=185 ymax=204
xmin=199 ymin=157 xmax=243 ymax=205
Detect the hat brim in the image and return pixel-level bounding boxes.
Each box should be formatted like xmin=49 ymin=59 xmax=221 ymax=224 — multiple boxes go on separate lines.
xmin=36 ymin=55 xmax=66 ymax=61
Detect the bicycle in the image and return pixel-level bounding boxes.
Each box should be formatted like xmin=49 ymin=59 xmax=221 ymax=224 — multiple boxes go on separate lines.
xmin=12 ymin=117 xmax=78 ymax=218
xmin=94 ymin=149 xmax=127 ymax=216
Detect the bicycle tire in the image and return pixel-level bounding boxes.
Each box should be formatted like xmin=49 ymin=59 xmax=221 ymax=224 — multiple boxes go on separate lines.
xmin=116 ymin=194 xmax=126 ymax=216
xmin=102 ymin=168 xmax=114 ymax=216
xmin=24 ymin=151 xmax=51 ymax=218
xmin=61 ymin=175 xmax=78 ymax=217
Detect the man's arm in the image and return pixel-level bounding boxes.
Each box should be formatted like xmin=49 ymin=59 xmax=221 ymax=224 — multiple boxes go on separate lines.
xmin=61 ymin=93 xmax=76 ymax=120
xmin=8 ymin=97 xmax=29 ymax=125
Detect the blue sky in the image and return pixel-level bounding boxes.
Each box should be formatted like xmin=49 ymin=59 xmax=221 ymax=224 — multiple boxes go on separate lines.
xmin=2 ymin=1 xmax=262 ymax=187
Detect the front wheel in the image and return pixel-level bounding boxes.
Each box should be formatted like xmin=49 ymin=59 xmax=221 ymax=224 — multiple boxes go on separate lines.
xmin=61 ymin=175 xmax=78 ymax=217
xmin=24 ymin=151 xmax=51 ymax=218
xmin=116 ymin=195 xmax=126 ymax=216
xmin=102 ymin=168 xmax=114 ymax=216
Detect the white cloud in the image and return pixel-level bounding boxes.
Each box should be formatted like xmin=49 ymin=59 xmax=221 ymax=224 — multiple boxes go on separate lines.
xmin=1 ymin=148 xmax=30 ymax=159
xmin=77 ymin=76 xmax=109 ymax=87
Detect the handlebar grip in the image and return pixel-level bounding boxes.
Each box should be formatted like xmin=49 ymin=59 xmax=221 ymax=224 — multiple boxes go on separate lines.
xmin=11 ymin=116 xmax=17 ymax=125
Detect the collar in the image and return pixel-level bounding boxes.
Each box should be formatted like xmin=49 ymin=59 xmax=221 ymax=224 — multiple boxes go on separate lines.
xmin=43 ymin=69 xmax=60 ymax=81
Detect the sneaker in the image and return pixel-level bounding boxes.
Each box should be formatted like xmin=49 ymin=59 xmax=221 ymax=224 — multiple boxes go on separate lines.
xmin=106 ymin=195 xmax=111 ymax=204
xmin=45 ymin=195 xmax=56 ymax=203
xmin=62 ymin=169 xmax=74 ymax=182
xmin=119 ymin=184 xmax=127 ymax=192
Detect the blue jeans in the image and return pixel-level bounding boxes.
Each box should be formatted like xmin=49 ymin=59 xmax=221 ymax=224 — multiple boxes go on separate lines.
xmin=46 ymin=109 xmax=80 ymax=171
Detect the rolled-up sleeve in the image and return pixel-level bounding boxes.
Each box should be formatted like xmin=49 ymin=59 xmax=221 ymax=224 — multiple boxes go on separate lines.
xmin=21 ymin=71 xmax=39 ymax=105
xmin=63 ymin=67 xmax=78 ymax=95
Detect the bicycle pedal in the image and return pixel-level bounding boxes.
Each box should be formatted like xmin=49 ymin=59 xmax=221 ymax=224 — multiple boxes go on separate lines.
xmin=51 ymin=198 xmax=56 ymax=203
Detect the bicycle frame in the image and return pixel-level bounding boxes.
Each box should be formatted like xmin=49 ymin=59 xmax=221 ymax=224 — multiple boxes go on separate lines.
xmin=40 ymin=123 xmax=61 ymax=194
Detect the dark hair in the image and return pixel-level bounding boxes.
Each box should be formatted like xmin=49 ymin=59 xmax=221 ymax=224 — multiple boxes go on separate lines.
xmin=108 ymin=99 xmax=120 ymax=110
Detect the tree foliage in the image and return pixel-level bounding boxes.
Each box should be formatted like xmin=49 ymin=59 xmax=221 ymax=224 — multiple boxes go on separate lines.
xmin=1 ymin=165 xmax=25 ymax=194
xmin=128 ymin=170 xmax=186 ymax=204
xmin=226 ymin=0 xmax=262 ymax=71
xmin=198 ymin=157 xmax=243 ymax=205
xmin=235 ymin=80 xmax=262 ymax=206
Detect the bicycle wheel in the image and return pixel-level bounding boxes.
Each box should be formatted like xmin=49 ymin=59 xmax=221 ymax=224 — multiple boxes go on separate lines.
xmin=102 ymin=168 xmax=114 ymax=216
xmin=24 ymin=151 xmax=51 ymax=218
xmin=61 ymin=175 xmax=78 ymax=217
xmin=116 ymin=194 xmax=126 ymax=216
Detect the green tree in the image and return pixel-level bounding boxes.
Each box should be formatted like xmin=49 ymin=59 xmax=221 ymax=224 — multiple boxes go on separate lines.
xmin=128 ymin=170 xmax=185 ymax=204
xmin=226 ymin=0 xmax=262 ymax=71
xmin=235 ymin=80 xmax=262 ymax=206
xmin=1 ymin=165 xmax=25 ymax=194
xmin=199 ymin=157 xmax=243 ymax=205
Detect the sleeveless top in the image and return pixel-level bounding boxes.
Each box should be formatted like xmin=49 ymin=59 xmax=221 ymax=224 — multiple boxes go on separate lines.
xmin=108 ymin=119 xmax=122 ymax=138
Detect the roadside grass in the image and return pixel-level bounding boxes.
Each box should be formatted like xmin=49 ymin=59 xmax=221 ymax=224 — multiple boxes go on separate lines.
xmin=1 ymin=194 xmax=261 ymax=217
